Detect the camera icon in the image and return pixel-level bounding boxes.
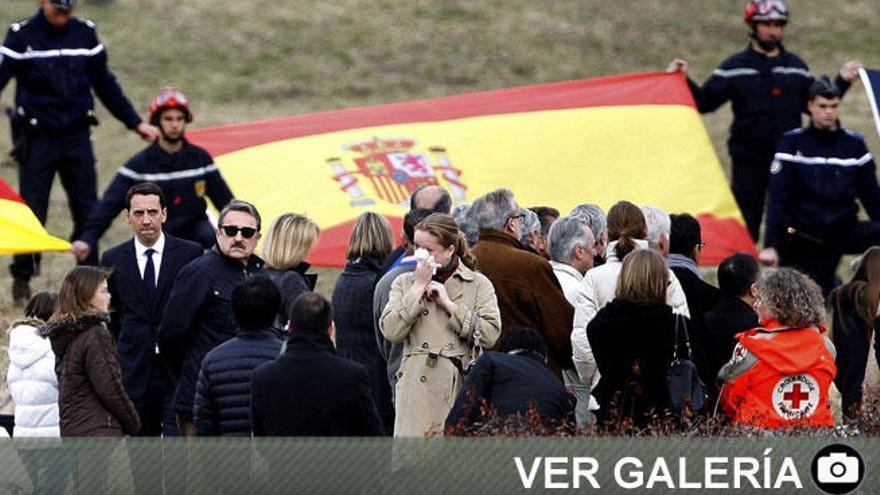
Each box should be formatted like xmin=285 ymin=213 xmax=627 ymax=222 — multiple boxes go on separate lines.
xmin=812 ymin=444 xmax=864 ymax=494
xmin=816 ymin=453 xmax=859 ymax=484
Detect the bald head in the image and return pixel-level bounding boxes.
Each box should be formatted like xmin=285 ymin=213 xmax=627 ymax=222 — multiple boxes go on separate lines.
xmin=410 ymin=185 xmax=452 ymax=214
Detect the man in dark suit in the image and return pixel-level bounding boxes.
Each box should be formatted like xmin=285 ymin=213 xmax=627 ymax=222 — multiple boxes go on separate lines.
xmin=101 ymin=182 xmax=203 ymax=436
xmin=251 ymin=293 xmax=382 ymax=437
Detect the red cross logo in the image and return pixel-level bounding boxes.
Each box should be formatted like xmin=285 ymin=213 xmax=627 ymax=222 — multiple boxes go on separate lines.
xmin=783 ymin=383 xmax=810 ymax=409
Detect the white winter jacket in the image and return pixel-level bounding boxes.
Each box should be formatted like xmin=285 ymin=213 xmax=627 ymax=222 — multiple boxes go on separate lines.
xmin=551 ymin=261 xmax=600 ymax=410
xmin=6 ymin=319 xmax=60 ymax=437
xmin=581 ymin=239 xmax=690 ymax=324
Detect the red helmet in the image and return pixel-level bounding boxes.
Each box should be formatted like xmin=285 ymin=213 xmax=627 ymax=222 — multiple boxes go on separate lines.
xmin=148 ymin=87 xmax=193 ymax=126
xmin=744 ymin=0 xmax=788 ymax=24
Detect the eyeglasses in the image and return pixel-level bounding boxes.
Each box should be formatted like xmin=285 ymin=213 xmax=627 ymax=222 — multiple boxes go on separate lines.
xmin=697 ymin=241 xmax=707 ymax=249
xmin=508 ymin=213 xmax=526 ymax=222
xmin=220 ymin=225 xmax=258 ymax=239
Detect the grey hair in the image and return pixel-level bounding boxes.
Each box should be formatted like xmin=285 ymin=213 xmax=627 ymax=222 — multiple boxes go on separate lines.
xmin=641 ymin=205 xmax=670 ymax=249
xmin=548 ymin=216 xmax=592 ymax=263
xmin=452 ymin=203 xmax=479 ymax=247
xmin=218 ymin=199 xmax=262 ymax=231
xmin=570 ymin=203 xmax=606 ymax=244
xmin=755 ymin=268 xmax=826 ymax=328
xmin=471 ymin=188 xmax=518 ymax=232
xmin=519 ymin=208 xmax=541 ymax=245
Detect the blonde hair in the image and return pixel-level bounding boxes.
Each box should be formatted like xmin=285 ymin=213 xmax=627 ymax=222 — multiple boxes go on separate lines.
xmin=261 ymin=213 xmax=320 ymax=270
xmin=616 ymin=249 xmax=668 ymax=304
xmin=415 ymin=213 xmax=478 ymax=270
xmin=347 ymin=212 xmax=394 ymax=260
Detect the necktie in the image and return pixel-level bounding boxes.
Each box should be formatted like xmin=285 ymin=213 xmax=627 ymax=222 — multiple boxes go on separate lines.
xmin=144 ymin=248 xmax=157 ymax=306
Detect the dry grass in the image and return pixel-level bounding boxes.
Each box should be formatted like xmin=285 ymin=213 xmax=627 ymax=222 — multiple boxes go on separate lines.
xmin=1 ymin=0 xmax=879 ymax=410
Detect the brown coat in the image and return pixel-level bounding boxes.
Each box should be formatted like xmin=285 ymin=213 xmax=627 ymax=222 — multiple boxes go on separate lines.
xmin=471 ymin=230 xmax=574 ymax=376
xmin=380 ymin=262 xmax=501 ymax=437
xmin=42 ymin=314 xmax=140 ymax=437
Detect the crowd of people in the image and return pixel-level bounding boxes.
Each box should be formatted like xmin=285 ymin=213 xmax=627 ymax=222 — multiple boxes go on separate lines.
xmin=3 ymin=0 xmax=880 ymax=491
xmin=6 ymin=183 xmax=879 ymax=444
xmin=3 ymin=0 xmax=880 ymax=438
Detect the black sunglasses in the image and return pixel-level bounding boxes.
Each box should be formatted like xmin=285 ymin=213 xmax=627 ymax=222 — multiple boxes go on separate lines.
xmin=220 ymin=225 xmax=258 ymax=239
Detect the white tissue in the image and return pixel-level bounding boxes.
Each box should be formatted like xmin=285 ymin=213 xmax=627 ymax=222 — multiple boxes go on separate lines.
xmin=414 ymin=248 xmax=438 ymax=275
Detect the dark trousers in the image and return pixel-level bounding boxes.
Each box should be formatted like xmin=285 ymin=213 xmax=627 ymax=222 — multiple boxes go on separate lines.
xmin=129 ymin=364 xmax=177 ymax=495
xmin=10 ymin=129 xmax=98 ymax=280
xmin=131 ymin=364 xmax=178 ymax=438
xmin=780 ymin=221 xmax=880 ymax=295
xmin=730 ymin=155 xmax=771 ymax=243
xmin=832 ymin=321 xmax=871 ymax=418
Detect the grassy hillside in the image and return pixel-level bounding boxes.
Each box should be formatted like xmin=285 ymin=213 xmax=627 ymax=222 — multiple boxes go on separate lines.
xmin=1 ymin=0 xmax=879 ymax=408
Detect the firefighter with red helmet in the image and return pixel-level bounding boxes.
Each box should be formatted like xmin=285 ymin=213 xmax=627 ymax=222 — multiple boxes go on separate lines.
xmin=73 ymin=87 xmax=234 ymax=258
xmin=666 ymin=0 xmax=863 ymax=244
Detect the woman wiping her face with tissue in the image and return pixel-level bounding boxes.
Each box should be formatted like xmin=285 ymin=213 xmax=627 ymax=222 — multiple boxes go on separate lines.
xmin=380 ymin=213 xmax=501 ymax=437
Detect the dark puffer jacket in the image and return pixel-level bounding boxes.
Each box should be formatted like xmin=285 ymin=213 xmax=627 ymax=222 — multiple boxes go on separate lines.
xmin=445 ymin=351 xmax=576 ymax=431
xmin=192 ymin=329 xmax=282 ymax=436
xmin=42 ymin=313 xmax=140 ymax=437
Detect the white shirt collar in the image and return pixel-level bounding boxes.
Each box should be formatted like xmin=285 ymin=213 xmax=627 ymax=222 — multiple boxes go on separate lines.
xmin=550 ymin=260 xmax=584 ymax=282
xmin=134 ymin=232 xmax=165 ymax=258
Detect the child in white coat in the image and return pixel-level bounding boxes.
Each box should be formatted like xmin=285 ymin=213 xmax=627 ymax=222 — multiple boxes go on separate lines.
xmin=6 ymin=292 xmax=60 ymax=438
xmin=6 ymin=292 xmax=70 ymax=495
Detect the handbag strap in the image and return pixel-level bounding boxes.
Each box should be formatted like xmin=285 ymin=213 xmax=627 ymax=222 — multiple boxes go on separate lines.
xmin=469 ymin=310 xmax=483 ymax=361
xmin=672 ymin=314 xmax=692 ymax=361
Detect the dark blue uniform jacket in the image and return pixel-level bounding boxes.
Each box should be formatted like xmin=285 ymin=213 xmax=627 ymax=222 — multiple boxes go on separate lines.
xmin=0 ymin=9 xmax=140 ymax=133
xmin=765 ymin=124 xmax=880 ymax=247
xmin=687 ymin=44 xmax=849 ymax=162
xmin=81 ymin=139 xmax=233 ymax=249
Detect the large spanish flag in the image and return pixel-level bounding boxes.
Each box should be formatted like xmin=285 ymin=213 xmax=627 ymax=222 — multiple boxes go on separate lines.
xmin=189 ymin=72 xmax=756 ymax=267
xmin=0 ymin=176 xmax=70 ymax=254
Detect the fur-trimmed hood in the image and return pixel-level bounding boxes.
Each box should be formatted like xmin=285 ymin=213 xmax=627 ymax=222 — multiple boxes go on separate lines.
xmin=7 ymin=318 xmax=51 ymax=370
xmin=40 ymin=313 xmax=111 ymax=358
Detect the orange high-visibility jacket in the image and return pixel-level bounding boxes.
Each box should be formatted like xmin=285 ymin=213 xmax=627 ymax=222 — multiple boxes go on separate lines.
xmin=719 ymin=319 xmax=837 ymax=428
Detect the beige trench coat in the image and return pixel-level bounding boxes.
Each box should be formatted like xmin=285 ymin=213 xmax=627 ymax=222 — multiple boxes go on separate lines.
xmin=380 ymin=262 xmax=501 ymax=437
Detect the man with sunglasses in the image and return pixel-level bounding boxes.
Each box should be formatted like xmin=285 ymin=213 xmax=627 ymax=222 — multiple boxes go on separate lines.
xmin=2 ymin=0 xmax=160 ymax=306
xmin=73 ymin=87 xmax=234 ymax=262
xmin=158 ymin=200 xmax=266 ymax=436
xmin=666 ymin=0 xmax=862 ymax=244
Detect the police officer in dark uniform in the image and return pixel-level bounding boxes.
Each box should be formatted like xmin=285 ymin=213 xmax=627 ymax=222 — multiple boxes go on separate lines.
xmin=72 ymin=87 xmax=234 ymax=261
xmin=0 ymin=0 xmax=159 ymax=305
xmin=759 ymin=76 xmax=880 ymax=294
xmin=666 ymin=0 xmax=862 ymax=242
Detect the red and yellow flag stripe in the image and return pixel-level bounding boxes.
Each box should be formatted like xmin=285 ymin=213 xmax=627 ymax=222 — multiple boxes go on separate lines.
xmin=0 ymin=177 xmax=70 ymax=255
xmin=189 ymin=72 xmax=757 ymax=266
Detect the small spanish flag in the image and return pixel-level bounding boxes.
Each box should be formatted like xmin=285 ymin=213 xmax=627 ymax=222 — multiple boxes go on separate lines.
xmin=0 ymin=176 xmax=70 ymax=255
xmin=189 ymin=72 xmax=756 ymax=267
xmin=860 ymin=68 xmax=880 ymax=142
